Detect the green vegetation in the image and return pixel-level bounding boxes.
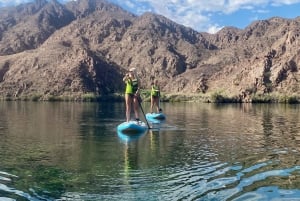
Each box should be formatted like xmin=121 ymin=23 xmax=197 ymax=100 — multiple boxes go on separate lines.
xmin=209 ymin=91 xmax=239 ymax=103
xmin=140 ymin=89 xmax=151 ymax=102
xmin=140 ymin=90 xmax=207 ymax=102
xmin=251 ymin=93 xmax=300 ymax=104
xmin=0 ymin=90 xmax=300 ymax=104
xmin=251 ymin=94 xmax=274 ymax=103
xmin=285 ymin=96 xmax=299 ymax=104
xmin=0 ymin=93 xmax=124 ymax=102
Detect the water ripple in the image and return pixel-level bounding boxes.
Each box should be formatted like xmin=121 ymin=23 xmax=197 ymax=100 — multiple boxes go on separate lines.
xmin=0 ymin=171 xmax=52 ymax=201
xmin=189 ymin=164 xmax=300 ymax=200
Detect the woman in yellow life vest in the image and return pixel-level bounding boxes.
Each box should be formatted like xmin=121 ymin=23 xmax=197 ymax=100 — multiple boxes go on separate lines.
xmin=150 ymin=79 xmax=161 ymax=113
xmin=123 ymin=68 xmax=140 ymax=122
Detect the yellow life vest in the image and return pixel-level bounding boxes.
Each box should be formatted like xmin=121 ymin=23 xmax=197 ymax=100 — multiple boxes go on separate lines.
xmin=151 ymin=85 xmax=160 ymax=97
xmin=125 ymin=78 xmax=138 ymax=94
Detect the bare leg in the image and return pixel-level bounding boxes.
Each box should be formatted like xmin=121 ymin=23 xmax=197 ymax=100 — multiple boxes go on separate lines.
xmin=133 ymin=96 xmax=139 ymax=120
xmin=150 ymin=96 xmax=154 ymax=113
xmin=125 ymin=94 xmax=132 ymax=122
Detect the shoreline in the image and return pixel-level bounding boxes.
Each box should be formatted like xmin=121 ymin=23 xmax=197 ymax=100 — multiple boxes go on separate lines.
xmin=0 ymin=91 xmax=299 ymax=104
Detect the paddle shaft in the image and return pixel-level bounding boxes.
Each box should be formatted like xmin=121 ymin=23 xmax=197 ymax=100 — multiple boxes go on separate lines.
xmin=159 ymin=95 xmax=161 ymax=112
xmin=137 ymin=96 xmax=151 ymax=129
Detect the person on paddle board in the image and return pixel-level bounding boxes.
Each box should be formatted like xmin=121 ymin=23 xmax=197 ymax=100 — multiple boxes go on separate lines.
xmin=123 ymin=68 xmax=141 ymax=122
xmin=150 ymin=79 xmax=162 ymax=113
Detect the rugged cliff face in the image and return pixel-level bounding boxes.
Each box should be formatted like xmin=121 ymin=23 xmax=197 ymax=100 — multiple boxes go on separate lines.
xmin=205 ymin=17 xmax=300 ymax=101
xmin=0 ymin=0 xmax=300 ymax=101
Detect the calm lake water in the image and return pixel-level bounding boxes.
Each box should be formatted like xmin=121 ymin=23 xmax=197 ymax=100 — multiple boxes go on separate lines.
xmin=1 ymin=101 xmax=300 ymax=201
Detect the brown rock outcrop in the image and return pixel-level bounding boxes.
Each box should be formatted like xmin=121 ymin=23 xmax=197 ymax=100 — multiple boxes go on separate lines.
xmin=0 ymin=0 xmax=300 ymax=101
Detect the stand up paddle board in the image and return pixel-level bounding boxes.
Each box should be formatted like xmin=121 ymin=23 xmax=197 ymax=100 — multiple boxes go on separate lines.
xmin=146 ymin=112 xmax=166 ymax=122
xmin=117 ymin=120 xmax=148 ymax=134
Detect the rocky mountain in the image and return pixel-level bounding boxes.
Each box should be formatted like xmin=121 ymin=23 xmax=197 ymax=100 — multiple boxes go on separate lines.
xmin=0 ymin=0 xmax=300 ymax=102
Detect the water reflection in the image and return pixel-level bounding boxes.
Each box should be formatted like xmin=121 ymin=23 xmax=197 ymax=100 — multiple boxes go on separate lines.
xmin=117 ymin=130 xmax=147 ymax=143
xmin=1 ymin=102 xmax=300 ymax=200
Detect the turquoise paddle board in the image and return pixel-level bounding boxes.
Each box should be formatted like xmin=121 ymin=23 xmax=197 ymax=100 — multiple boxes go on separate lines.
xmin=117 ymin=120 xmax=148 ymax=134
xmin=146 ymin=112 xmax=166 ymax=122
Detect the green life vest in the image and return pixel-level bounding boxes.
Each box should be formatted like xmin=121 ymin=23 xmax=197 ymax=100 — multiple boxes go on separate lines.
xmin=151 ymin=85 xmax=160 ymax=97
xmin=125 ymin=79 xmax=138 ymax=94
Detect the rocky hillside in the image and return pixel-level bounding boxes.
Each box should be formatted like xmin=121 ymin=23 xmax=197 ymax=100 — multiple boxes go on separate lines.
xmin=0 ymin=0 xmax=300 ymax=101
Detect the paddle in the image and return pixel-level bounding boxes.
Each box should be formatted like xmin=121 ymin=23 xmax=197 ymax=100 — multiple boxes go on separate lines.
xmin=158 ymin=93 xmax=162 ymax=113
xmin=137 ymin=95 xmax=151 ymax=129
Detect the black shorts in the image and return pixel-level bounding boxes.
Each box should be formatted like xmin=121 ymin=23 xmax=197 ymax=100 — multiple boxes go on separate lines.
xmin=125 ymin=93 xmax=134 ymax=98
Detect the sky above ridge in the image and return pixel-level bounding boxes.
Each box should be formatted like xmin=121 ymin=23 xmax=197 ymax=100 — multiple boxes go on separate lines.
xmin=1 ymin=0 xmax=300 ymax=33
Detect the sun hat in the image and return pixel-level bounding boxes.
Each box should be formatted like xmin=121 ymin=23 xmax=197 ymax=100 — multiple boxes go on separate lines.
xmin=129 ymin=67 xmax=136 ymax=72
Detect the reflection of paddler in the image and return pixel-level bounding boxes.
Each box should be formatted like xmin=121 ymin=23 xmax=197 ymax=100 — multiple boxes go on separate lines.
xmin=150 ymin=130 xmax=160 ymax=152
xmin=123 ymin=142 xmax=139 ymax=186
xmin=123 ymin=143 xmax=130 ymax=186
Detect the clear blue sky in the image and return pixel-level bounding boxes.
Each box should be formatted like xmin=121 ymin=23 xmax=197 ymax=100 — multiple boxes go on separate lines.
xmin=1 ymin=0 xmax=300 ymax=33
